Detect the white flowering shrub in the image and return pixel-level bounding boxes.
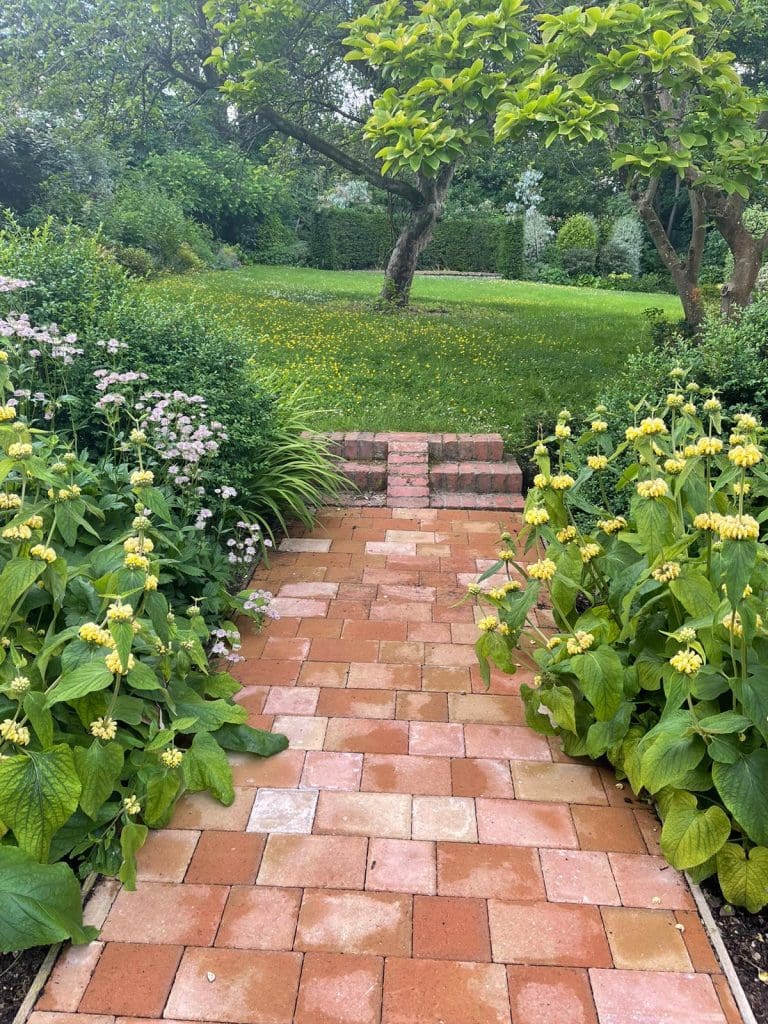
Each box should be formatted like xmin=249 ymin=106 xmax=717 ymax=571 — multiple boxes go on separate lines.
xmin=471 ymin=372 xmax=768 ymax=911
xmin=607 ymin=214 xmax=643 ymax=278
xmin=0 ymin=279 xmax=287 ymax=952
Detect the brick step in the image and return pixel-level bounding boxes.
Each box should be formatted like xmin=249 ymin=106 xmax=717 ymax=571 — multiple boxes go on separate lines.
xmin=430 ymin=491 xmax=525 ymax=511
xmin=429 ymin=459 xmax=522 ymax=494
xmin=339 ymin=460 xmax=387 ymax=492
xmin=325 ymin=431 xmax=505 ymax=463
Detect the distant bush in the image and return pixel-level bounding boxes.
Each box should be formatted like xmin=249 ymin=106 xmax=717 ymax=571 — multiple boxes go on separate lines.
xmin=422 ymin=216 xmax=504 ymax=272
xmin=496 ymin=217 xmax=525 ymax=279
xmin=561 ymin=247 xmax=597 ymax=277
xmin=110 ymin=244 xmax=155 ymax=279
xmin=599 ymin=241 xmax=637 ymax=277
xmin=556 ymin=213 xmax=598 ymax=254
xmin=308 ymin=208 xmax=391 ymax=270
xmin=608 ymin=214 xmax=643 ymax=277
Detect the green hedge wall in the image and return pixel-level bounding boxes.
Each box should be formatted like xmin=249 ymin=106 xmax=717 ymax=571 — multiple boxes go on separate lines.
xmin=307 ymin=208 xmax=505 ymax=273
xmin=496 ymin=217 xmax=524 ymax=279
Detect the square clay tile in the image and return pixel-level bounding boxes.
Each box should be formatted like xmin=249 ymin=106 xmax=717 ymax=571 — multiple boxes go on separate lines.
xmin=488 ymin=901 xmax=612 ymax=968
xmin=476 ymin=799 xmax=578 ymax=848
xmin=571 ymin=806 xmax=647 ymax=854
xmin=79 ymin=942 xmax=182 ymax=1017
xmin=294 ymin=890 xmax=412 ymax=956
xmin=263 ymin=637 xmax=312 ymax=662
xmin=447 ymin=693 xmax=524 ymax=725
xmin=412 ymin=796 xmax=478 ymax=842
xmin=299 ymin=662 xmax=349 ymax=687
xmin=413 ymin=895 xmax=491 ymax=961
xmin=366 ymin=838 xmax=436 ymax=895
xmin=29 ymin=1014 xmax=113 ymax=1024
xmin=362 ymin=752 xmax=452 ymax=796
xmin=421 ymin=666 xmax=471 ymax=693
xmin=464 ymin=724 xmax=551 ymax=761
xmin=263 ymin=687 xmax=320 ymax=715
xmin=257 ymin=834 xmax=367 ymax=889
xmin=247 ymin=788 xmax=318 ymax=834
xmin=167 ymin=788 xmax=255 ymax=831
xmin=37 ymin=942 xmax=104 ymax=1012
xmin=228 ymin=749 xmax=306 ymax=789
xmin=347 ymin=663 xmax=421 ymax=691
xmin=602 ymin=907 xmax=693 ymax=971
xmin=164 ymin=947 xmax=302 ymax=1023
xmin=396 ymin=692 xmax=449 ymax=722
xmin=540 ymin=849 xmax=621 ymax=905
xmin=409 ymin=722 xmax=465 ymax=757
xmin=185 ymin=831 xmax=265 ymax=885
xmin=100 ymin=882 xmax=228 ymax=945
xmin=511 ymin=762 xmax=607 ymax=805
xmin=437 ymin=843 xmax=544 ymax=901
xmin=408 ymin=622 xmax=452 ymax=643
xmin=271 ymin=715 xmax=328 ymax=750
xmin=588 ymin=968 xmax=727 ymax=1024
xmin=314 ymin=791 xmax=411 ymax=838
xmin=324 ymin=719 xmax=409 ymax=755
xmin=378 ymin=640 xmax=425 ymax=665
xmin=381 ymin=957 xmax=511 ymax=1024
xmin=215 ymin=885 xmax=302 ymax=950
xmin=316 ymin=688 xmax=396 ymax=720
xmin=135 ymin=829 xmax=199 ymax=883
xmin=451 ymin=759 xmax=515 ymax=798
xmin=608 ymin=853 xmax=695 ymax=910
xmin=294 ymin=952 xmax=384 ymax=1024
xmin=506 ymin=965 xmax=598 ymax=1024
xmin=311 ymin=639 xmax=379 ymax=663
xmin=301 ymin=751 xmax=364 ymax=791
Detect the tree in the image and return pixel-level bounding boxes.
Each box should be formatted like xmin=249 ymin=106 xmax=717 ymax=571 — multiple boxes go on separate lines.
xmin=206 ymin=0 xmax=528 ymax=305
xmin=494 ymin=0 xmax=768 ymax=327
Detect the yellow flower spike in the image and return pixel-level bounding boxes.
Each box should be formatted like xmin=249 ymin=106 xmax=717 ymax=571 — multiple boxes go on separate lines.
xmin=652 ymin=561 xmax=681 ymax=583
xmin=695 ymin=437 xmax=723 ymax=457
xmin=556 ymin=525 xmax=578 ymax=544
xmin=716 ymin=515 xmax=760 ymax=541
xmin=524 ymin=507 xmax=550 ymax=526
xmin=478 ymin=616 xmax=499 ymax=632
xmin=728 ymin=444 xmax=762 ymax=468
xmin=596 ymin=516 xmax=627 ymax=535
xmin=636 ymin=479 xmax=668 ymax=499
xmin=528 ymin=558 xmax=557 ymax=581
xmin=550 ymin=473 xmax=575 ymax=491
xmin=587 ymin=454 xmax=608 ymax=471
xmin=670 ymin=648 xmax=702 ymax=676
xmin=90 ymin=716 xmax=118 ymax=741
xmin=555 ymin=423 xmax=571 ymax=440
xmin=566 ymin=631 xmax=595 ymax=655
xmin=638 ymin=417 xmax=668 ymax=436
xmin=590 ymin=419 xmax=608 ymax=433
xmin=580 ymin=543 xmax=601 ymax=563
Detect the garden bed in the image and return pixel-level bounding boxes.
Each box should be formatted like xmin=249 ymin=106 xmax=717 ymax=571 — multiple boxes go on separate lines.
xmin=0 ymin=949 xmax=48 ymax=1024
xmin=702 ymin=881 xmax=767 ymax=1021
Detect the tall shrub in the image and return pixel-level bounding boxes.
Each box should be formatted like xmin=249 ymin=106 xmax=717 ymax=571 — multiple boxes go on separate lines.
xmin=496 ymin=217 xmax=524 ymax=279
xmin=607 ymin=214 xmax=643 ymax=277
xmin=556 ymin=213 xmax=599 ymax=254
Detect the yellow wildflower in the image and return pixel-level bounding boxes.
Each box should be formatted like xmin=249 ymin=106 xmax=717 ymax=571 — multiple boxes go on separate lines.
xmin=670 ymin=648 xmax=702 ymax=676
xmin=696 ymin=437 xmax=723 ymax=457
xmin=664 ymin=458 xmax=685 ymax=475
xmin=106 ymin=600 xmax=134 ymax=622
xmin=735 ymin=413 xmax=759 ymax=431
xmin=567 ymin=631 xmax=595 ymax=655
xmin=160 ymin=747 xmax=183 ymax=768
xmin=0 ymin=405 xmax=16 ymax=422
xmin=652 ymin=561 xmax=681 ymax=583
xmin=129 ymin=469 xmax=154 ymax=488
xmin=124 ymin=535 xmax=155 ymax=553
xmin=105 ymin=650 xmax=136 ymax=675
xmin=669 ymin=367 xmax=686 ymax=380
xmin=524 ymin=507 xmax=550 ymax=526
xmin=733 ymin=482 xmax=751 ymax=496
xmin=546 ymin=636 xmax=563 ymax=650
xmin=590 ymin=419 xmax=608 ymax=433
xmin=587 ymin=454 xmax=608 ymax=471
xmin=556 ymin=525 xmax=578 ymax=544
xmin=550 ymin=473 xmax=575 ymax=491
xmin=0 ymin=719 xmax=30 ymax=746
xmin=703 ymin=398 xmax=722 ymax=413
xmin=502 ymin=581 xmax=521 ymax=594
xmin=533 ymin=473 xmax=549 ymax=489
xmin=555 ymin=423 xmax=571 ymax=440
xmin=8 ymin=442 xmax=32 ymax=459
xmin=467 ymin=583 xmax=482 ymax=595
xmin=9 ymin=675 xmax=30 ymax=695
xmin=90 ymin=716 xmax=118 ymax=741
xmin=693 ymin=512 xmax=722 ymax=532
xmin=625 ymin=426 xmax=641 ymax=442
xmin=498 ymin=550 xmax=515 ymax=561
xmin=25 ymin=515 xmax=43 ymax=530
xmin=478 ymin=616 xmax=499 ymax=632
xmin=716 ymin=514 xmax=760 ymax=542
xmin=528 ymin=559 xmax=557 ymax=581
xmin=639 ymin=417 xmax=667 ymax=436
xmin=666 ymin=393 xmax=684 ymax=409
xmin=123 ymin=795 xmax=141 ymax=816
xmin=682 ymin=403 xmax=697 ymax=416
xmin=144 ymin=574 xmax=159 ymax=591
xmin=79 ymin=622 xmax=112 ymax=646
xmin=2 ymin=524 xmax=31 ymax=541
xmin=30 ymin=544 xmax=56 ymax=563
xmin=124 ymin=553 xmax=150 ymax=572
xmin=0 ymin=493 xmax=21 ymax=510
xmin=597 ymin=516 xmax=627 ymax=535
xmin=728 ymin=444 xmax=762 ymax=468
xmin=580 ymin=543 xmax=601 ymax=563
xmin=636 ymin=479 xmax=668 ymax=499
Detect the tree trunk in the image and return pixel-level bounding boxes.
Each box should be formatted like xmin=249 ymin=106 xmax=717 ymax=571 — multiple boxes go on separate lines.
xmin=380 ymin=165 xmax=455 ymax=307
xmin=706 ymin=192 xmax=766 ymax=317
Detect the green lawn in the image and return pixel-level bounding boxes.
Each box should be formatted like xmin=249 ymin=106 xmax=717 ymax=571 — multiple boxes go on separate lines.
xmin=146 ymin=266 xmax=681 ymax=448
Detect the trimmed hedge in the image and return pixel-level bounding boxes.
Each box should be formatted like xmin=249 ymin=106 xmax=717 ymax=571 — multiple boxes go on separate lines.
xmin=496 ymin=217 xmax=524 ymax=279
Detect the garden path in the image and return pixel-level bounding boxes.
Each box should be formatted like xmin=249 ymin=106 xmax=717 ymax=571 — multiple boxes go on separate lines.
xmin=31 ymin=506 xmax=741 ymax=1024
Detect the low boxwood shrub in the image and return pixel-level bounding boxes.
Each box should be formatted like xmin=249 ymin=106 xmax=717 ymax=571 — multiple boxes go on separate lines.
xmin=470 ymin=385 xmax=768 ymax=911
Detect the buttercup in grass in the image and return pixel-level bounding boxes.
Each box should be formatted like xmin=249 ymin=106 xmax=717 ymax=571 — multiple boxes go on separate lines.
xmin=469 ymin=375 xmax=768 ymax=912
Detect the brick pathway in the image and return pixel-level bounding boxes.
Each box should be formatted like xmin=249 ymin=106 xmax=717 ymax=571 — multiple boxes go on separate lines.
xmin=32 ymin=507 xmax=742 ymax=1024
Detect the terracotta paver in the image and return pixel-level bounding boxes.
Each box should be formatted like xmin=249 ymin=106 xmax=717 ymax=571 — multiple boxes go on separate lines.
xmin=37 ymin=506 xmax=738 ymax=1024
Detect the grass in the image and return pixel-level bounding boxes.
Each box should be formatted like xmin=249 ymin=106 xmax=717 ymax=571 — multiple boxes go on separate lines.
xmin=145 ymin=266 xmax=681 ymax=449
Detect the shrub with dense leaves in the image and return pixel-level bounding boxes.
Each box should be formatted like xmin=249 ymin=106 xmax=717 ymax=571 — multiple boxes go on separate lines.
xmin=471 ymin=377 xmax=768 ymax=911
xmin=556 ymin=213 xmax=598 ymax=255
xmin=496 ymin=217 xmax=524 ymax=279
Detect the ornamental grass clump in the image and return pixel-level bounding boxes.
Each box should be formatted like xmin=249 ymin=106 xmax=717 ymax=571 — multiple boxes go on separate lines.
xmin=471 ymin=375 xmax=768 ymax=911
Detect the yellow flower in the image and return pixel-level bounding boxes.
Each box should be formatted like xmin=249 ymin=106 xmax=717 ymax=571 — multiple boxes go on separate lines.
xmin=124 ymin=553 xmax=150 ymax=572
xmin=129 ymin=428 xmax=147 ymax=445
xmin=487 ymin=587 xmax=506 ymax=601
xmin=524 ymin=507 xmax=550 ymax=526
xmin=124 ymin=535 xmax=154 ymax=553
xmin=683 ymin=444 xmax=698 ymax=459
xmin=144 ymin=574 xmax=159 ymax=591
xmin=597 ymin=516 xmax=627 ymax=535
xmin=107 ymin=600 xmax=134 ymax=622
xmin=693 ymin=512 xmax=722 ymax=532
xmin=636 ymin=479 xmax=668 ymax=499
xmin=25 ymin=515 xmax=43 ymax=530
xmin=533 ymin=473 xmax=549 ymax=489
xmin=129 ymin=469 xmax=154 ymax=488
xmin=687 ymin=382 xmax=700 ymax=393
xmin=0 ymin=719 xmax=30 ymax=746
xmin=498 ymin=550 xmax=515 ymax=561
xmin=467 ymin=583 xmax=482 ymax=595
xmin=675 ymin=627 xmax=697 ymax=643
xmin=716 ymin=514 xmax=760 ymax=541
xmin=652 ymin=561 xmax=681 ymax=583
xmin=670 ymin=648 xmax=702 ymax=676
xmin=546 ymin=636 xmax=563 ymax=650
xmin=703 ymin=397 xmax=722 ymax=413
xmin=566 ymin=631 xmax=595 ymax=655
xmin=132 ymin=515 xmax=151 ymax=530
xmin=160 ymin=747 xmax=183 ymax=768
xmin=105 ymin=650 xmax=136 ymax=675
xmin=9 ymin=675 xmax=30 ymax=696
xmin=728 ymin=444 xmax=762 ymax=468
xmin=550 ymin=473 xmax=575 ymax=491
xmin=729 ymin=433 xmax=746 ymax=445
xmin=580 ymin=543 xmax=601 ymax=563
xmin=625 ymin=426 xmax=641 ymax=442
xmin=556 ymin=525 xmax=578 ymax=544
xmin=502 ymin=580 xmax=521 ymax=593
xmin=666 ymin=393 xmax=684 ymax=409
xmin=8 ymin=442 xmax=32 ymax=459
xmin=497 ymin=622 xmax=510 ymax=636
xmin=30 ymin=544 xmax=56 ymax=563
xmin=735 ymin=413 xmax=759 ymax=431
xmin=0 ymin=493 xmax=21 ymax=510
xmin=664 ymin=458 xmax=685 ymax=474
xmin=0 ymin=405 xmax=16 ymax=422
xmin=123 ymin=794 xmax=141 ymax=816
xmin=733 ymin=482 xmax=751 ymax=496
xmin=555 ymin=423 xmax=571 ymax=440
xmin=2 ymin=524 xmax=31 ymax=541
xmin=639 ymin=417 xmax=668 ymax=436
xmin=79 ymin=622 xmax=112 ymax=646
xmin=590 ymin=419 xmax=608 ymax=433
xmin=533 ymin=443 xmax=548 ymax=457
xmin=478 ymin=616 xmax=499 ymax=632
xmin=528 ymin=558 xmax=557 ymax=581
xmin=587 ymin=454 xmax=608 ymax=471
xmin=669 ymin=367 xmax=685 ymax=380
xmin=682 ymin=403 xmax=697 ymax=416
xmin=90 ymin=716 xmax=118 ymax=740
xmin=695 ymin=437 xmax=723 ymax=457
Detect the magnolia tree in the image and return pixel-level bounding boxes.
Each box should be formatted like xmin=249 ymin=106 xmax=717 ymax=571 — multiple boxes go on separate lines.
xmin=207 ymin=0 xmax=528 ymax=305
xmin=494 ymin=0 xmax=768 ymax=327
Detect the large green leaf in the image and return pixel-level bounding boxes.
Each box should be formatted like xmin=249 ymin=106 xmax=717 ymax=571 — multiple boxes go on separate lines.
xmin=0 ymin=846 xmax=98 ymax=952
xmin=539 ymin=685 xmax=577 ymax=734
xmin=144 ymin=770 xmax=181 ymax=828
xmin=212 ymin=723 xmax=289 ymax=757
xmin=639 ymin=731 xmax=706 ymax=794
xmin=168 ymin=681 xmax=247 ymax=732
xmin=586 ymin=701 xmax=633 ymax=759
xmin=117 ymin=821 xmax=148 ymax=890
xmin=46 ymin=661 xmax=114 ymax=706
xmin=716 ymin=844 xmax=768 ymax=913
xmin=660 ymin=791 xmax=731 ymax=870
xmin=0 ymin=746 xmax=81 ymax=861
xmin=669 ymin=573 xmax=718 ymax=617
xmin=23 ymin=691 xmax=53 ymax=749
xmin=571 ymin=645 xmax=624 ymax=720
xmin=712 ymin=749 xmax=768 ymax=845
xmin=0 ymin=558 xmax=45 ymax=624
xmin=182 ymin=732 xmax=234 ymax=804
xmin=74 ymin=741 xmax=125 ymax=819
xmin=722 ymin=538 xmax=757 ymax=607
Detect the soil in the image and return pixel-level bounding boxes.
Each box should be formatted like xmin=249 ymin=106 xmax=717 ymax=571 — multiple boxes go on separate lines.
xmin=702 ymin=878 xmax=768 ymax=1020
xmin=0 ymin=948 xmax=48 ymax=1024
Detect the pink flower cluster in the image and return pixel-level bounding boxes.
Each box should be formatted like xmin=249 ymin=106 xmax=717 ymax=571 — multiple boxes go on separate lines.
xmin=0 ymin=313 xmax=83 ymax=364
xmin=93 ymin=369 xmax=149 ymax=408
xmin=210 ymin=626 xmax=244 ymax=663
xmin=136 ymin=391 xmax=227 ymax=487
xmin=0 ymin=276 xmax=34 ymax=293
xmin=226 ymin=520 xmax=267 ymax=565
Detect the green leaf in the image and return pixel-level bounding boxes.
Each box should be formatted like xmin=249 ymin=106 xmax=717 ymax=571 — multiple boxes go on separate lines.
xmin=571 ymin=645 xmax=624 ymax=720
xmin=712 ymin=749 xmax=768 ymax=845
xmin=74 ymin=741 xmax=124 ymax=819
xmin=212 ymin=723 xmax=289 ymax=757
xmin=698 ymin=711 xmax=752 ymax=735
xmin=46 ymin=661 xmax=114 ymax=706
xmin=0 ymin=846 xmax=98 ymax=952
xmin=660 ymin=791 xmax=731 ymax=869
xmin=586 ymin=701 xmax=633 ymax=758
xmin=669 ymin=573 xmax=718 ymax=617
xmin=181 ymin=732 xmax=234 ymax=805
xmin=126 ymin=660 xmax=163 ymax=692
xmin=716 ymin=844 xmax=768 ymax=913
xmin=0 ymin=746 xmax=81 ymax=861
xmin=0 ymin=558 xmax=45 ymax=624
xmin=139 ymin=486 xmax=171 ymax=522
xmin=117 ymin=821 xmax=148 ymax=890
xmin=540 ymin=685 xmax=577 ymax=733
xmin=640 ymin=731 xmax=706 ymax=794
xmin=109 ymin=621 xmax=133 ymax=674
xmin=144 ymin=770 xmax=181 ymax=828
xmin=610 ymin=73 xmax=632 ymax=90
xmin=722 ymin=538 xmax=757 ymax=606
xmin=23 ymin=691 xmax=53 ymax=748
xmin=168 ymin=681 xmax=247 ymax=732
